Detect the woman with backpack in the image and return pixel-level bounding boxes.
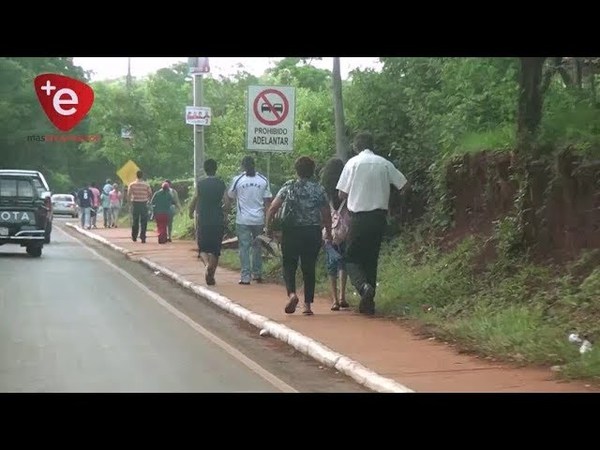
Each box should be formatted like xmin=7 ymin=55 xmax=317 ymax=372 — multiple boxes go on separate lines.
xmin=320 ymin=157 xmax=350 ymax=311
xmin=265 ymin=156 xmax=332 ymax=316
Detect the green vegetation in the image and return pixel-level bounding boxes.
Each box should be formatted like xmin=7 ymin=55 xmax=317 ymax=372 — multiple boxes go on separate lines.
xmin=3 ymin=56 xmax=599 ymax=382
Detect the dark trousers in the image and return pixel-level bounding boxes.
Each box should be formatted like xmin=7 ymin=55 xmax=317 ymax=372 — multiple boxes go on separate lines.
xmin=345 ymin=209 xmax=387 ymax=296
xmin=131 ymin=201 xmax=148 ymax=241
xmin=281 ymin=225 xmax=322 ymax=304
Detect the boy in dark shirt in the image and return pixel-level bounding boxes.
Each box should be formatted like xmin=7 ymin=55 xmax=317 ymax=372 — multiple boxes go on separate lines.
xmin=189 ymin=159 xmax=229 ymax=286
xmin=77 ymin=184 xmax=93 ymax=229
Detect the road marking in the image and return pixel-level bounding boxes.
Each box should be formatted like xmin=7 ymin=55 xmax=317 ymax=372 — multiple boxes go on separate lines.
xmin=56 ymin=225 xmax=298 ymax=393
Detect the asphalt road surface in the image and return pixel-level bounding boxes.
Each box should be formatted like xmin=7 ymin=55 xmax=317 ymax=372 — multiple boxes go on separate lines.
xmin=0 ymin=218 xmax=367 ymax=393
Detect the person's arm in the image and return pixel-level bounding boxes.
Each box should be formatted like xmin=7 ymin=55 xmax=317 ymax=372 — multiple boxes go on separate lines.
xmin=388 ymin=162 xmax=408 ymax=191
xmin=227 ymin=177 xmax=237 ymax=200
xmin=265 ymin=184 xmax=288 ymax=236
xmin=321 ymin=205 xmax=333 ymax=241
xmin=265 ymin=196 xmax=283 ymax=236
xmin=173 ymin=190 xmax=182 ymax=210
xmin=320 ymin=189 xmax=332 ymax=241
xmin=222 ymin=189 xmax=231 ymax=214
xmin=336 ymin=163 xmax=353 ymax=201
xmin=189 ymin=189 xmax=198 ymax=219
xmin=263 ymin=180 xmax=273 ymax=210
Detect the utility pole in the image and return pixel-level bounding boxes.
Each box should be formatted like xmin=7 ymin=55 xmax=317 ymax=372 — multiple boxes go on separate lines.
xmin=126 ymin=57 xmax=132 ymax=89
xmin=192 ymin=71 xmax=205 ymax=182
xmin=332 ymin=57 xmax=350 ymax=162
xmin=189 ymin=57 xmax=210 ymax=182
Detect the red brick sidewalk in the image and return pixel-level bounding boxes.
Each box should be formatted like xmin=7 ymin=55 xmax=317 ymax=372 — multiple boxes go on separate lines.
xmin=72 ymin=224 xmax=597 ymax=392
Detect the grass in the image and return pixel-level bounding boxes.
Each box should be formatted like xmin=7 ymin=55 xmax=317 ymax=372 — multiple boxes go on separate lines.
xmin=169 ymin=207 xmax=600 ymax=383
xmin=454 ymin=125 xmax=515 ymax=155
xmin=371 ymin=237 xmax=600 ymax=382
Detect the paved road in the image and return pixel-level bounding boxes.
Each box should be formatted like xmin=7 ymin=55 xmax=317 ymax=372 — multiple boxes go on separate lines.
xmin=0 ymin=219 xmax=367 ymax=393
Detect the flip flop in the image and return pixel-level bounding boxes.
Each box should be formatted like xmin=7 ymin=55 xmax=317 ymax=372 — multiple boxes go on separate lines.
xmin=285 ymin=294 xmax=299 ymax=314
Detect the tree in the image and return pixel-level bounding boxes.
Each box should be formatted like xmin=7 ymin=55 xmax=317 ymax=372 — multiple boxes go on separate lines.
xmin=332 ymin=57 xmax=350 ymax=162
xmin=516 ymin=57 xmax=547 ymax=155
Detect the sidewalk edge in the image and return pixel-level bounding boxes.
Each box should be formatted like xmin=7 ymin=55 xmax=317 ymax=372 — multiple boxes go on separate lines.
xmin=65 ymin=223 xmax=415 ymax=393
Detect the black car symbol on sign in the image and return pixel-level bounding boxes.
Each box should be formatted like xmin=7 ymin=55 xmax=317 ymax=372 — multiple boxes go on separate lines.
xmin=261 ymin=102 xmax=284 ymax=113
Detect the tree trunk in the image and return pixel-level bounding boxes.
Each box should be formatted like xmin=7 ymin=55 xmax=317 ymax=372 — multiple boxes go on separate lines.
xmin=516 ymin=57 xmax=547 ymax=157
xmin=591 ymin=70 xmax=597 ymax=107
xmin=575 ymin=58 xmax=583 ymax=89
xmin=332 ymin=57 xmax=350 ymax=162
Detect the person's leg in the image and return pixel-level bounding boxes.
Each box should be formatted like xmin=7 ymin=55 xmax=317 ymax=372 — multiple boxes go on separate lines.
xmin=167 ymin=208 xmax=174 ymax=242
xmin=339 ymin=269 xmax=349 ymax=307
xmin=111 ymin=207 xmax=119 ymax=227
xmin=345 ymin=211 xmax=386 ymax=315
xmin=236 ymin=224 xmax=252 ymax=284
xmin=338 ymin=242 xmax=349 ymax=308
xmin=344 ymin=213 xmax=370 ymax=292
xmin=140 ymin=205 xmax=149 ymax=243
xmin=82 ymin=207 xmax=91 ymax=229
xmin=298 ymin=226 xmax=322 ymax=314
xmin=91 ymin=207 xmax=97 ymax=228
xmin=131 ymin=203 xmax=141 ymax=241
xmin=156 ymin=213 xmax=168 ymax=243
xmin=325 ymin=243 xmax=340 ymax=310
xmin=201 ymin=224 xmax=222 ymax=286
xmin=250 ymin=224 xmax=264 ymax=281
xmin=281 ymin=228 xmax=300 ymax=313
xmin=364 ymin=213 xmax=387 ymax=291
xmin=80 ymin=207 xmax=85 ymax=228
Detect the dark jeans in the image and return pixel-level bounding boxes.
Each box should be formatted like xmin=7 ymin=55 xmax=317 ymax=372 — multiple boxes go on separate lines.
xmin=131 ymin=201 xmax=149 ymax=241
xmin=281 ymin=225 xmax=322 ymax=304
xmin=344 ymin=209 xmax=387 ymax=297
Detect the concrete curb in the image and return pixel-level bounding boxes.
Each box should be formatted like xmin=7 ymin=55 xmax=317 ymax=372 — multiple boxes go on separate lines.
xmin=65 ymin=222 xmax=415 ymax=393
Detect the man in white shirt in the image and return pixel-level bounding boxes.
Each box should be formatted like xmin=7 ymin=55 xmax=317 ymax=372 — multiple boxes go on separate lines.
xmin=336 ymin=131 xmax=408 ymax=315
xmin=228 ymin=156 xmax=272 ymax=285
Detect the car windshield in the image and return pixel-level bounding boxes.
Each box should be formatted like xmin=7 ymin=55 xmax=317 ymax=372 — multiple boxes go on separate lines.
xmin=0 ymin=177 xmax=35 ymax=198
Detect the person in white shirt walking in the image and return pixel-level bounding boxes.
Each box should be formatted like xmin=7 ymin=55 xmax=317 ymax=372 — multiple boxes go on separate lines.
xmin=228 ymin=156 xmax=273 ymax=285
xmin=336 ymin=131 xmax=408 ymax=315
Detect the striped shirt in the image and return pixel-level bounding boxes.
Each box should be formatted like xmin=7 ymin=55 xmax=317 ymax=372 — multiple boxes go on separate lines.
xmin=127 ymin=180 xmax=152 ymax=202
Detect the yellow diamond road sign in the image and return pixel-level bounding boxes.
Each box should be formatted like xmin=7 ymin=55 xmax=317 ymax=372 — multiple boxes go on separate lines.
xmin=117 ymin=160 xmax=140 ymax=186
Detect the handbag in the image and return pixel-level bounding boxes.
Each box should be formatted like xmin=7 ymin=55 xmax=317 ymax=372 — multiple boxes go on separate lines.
xmin=273 ymin=180 xmax=298 ymax=231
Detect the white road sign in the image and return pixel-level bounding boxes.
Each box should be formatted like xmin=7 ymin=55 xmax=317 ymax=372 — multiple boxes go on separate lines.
xmin=246 ymin=85 xmax=295 ymax=152
xmin=188 ymin=57 xmax=210 ymax=74
xmin=186 ymin=106 xmax=212 ymax=126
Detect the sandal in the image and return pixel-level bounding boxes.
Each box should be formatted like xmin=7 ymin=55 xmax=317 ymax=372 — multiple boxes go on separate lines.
xmin=331 ymin=302 xmax=340 ymax=311
xmin=302 ymin=305 xmax=314 ymax=315
xmin=339 ymin=300 xmax=350 ymax=308
xmin=285 ymin=294 xmax=299 ymax=314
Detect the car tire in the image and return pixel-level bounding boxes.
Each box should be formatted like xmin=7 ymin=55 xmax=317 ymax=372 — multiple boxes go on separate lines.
xmin=26 ymin=245 xmax=42 ymax=257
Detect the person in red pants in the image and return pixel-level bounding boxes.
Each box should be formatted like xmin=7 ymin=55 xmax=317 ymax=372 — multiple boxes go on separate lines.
xmin=151 ymin=182 xmax=174 ymax=244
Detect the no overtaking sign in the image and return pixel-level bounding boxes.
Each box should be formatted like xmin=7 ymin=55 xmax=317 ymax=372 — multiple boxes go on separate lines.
xmin=246 ymin=85 xmax=295 ymax=152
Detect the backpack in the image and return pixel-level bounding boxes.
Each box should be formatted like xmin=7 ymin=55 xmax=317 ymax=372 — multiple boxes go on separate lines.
xmin=331 ymin=199 xmax=350 ymax=245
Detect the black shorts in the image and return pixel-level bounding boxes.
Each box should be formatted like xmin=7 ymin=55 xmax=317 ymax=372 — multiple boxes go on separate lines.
xmin=197 ymin=223 xmax=224 ymax=256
